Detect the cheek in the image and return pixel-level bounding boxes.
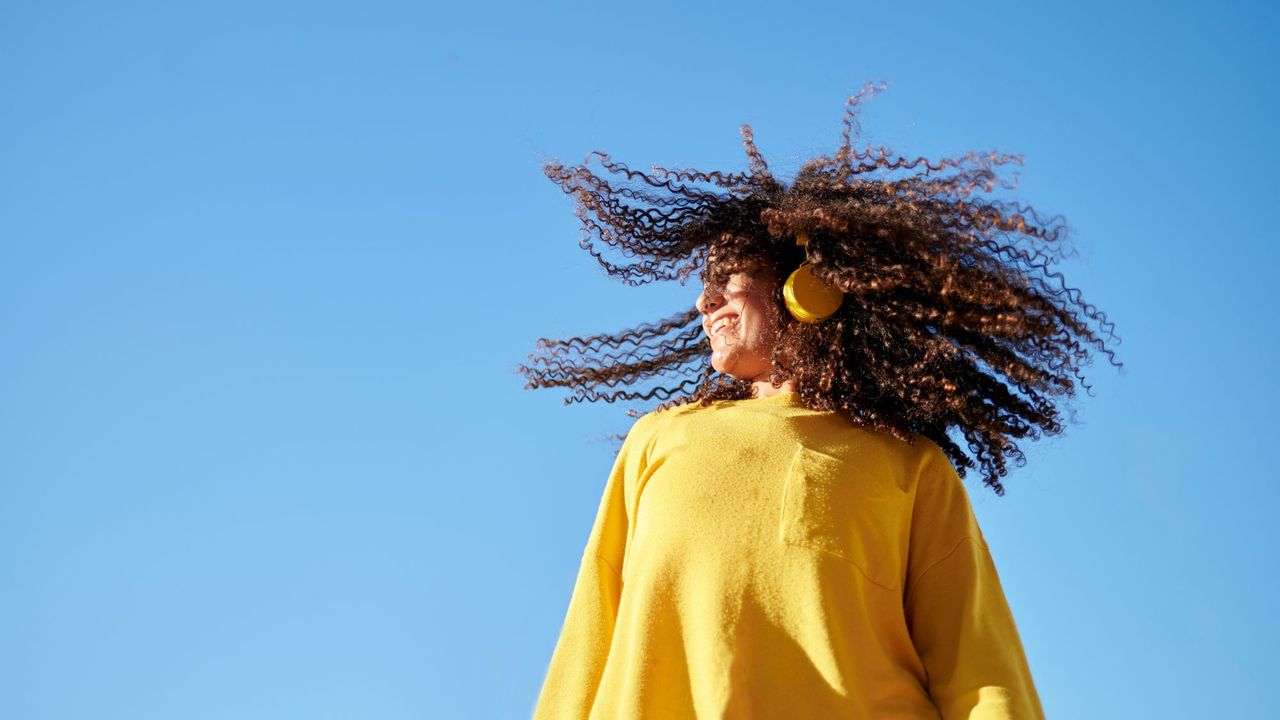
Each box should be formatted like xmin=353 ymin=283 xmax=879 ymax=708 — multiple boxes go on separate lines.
xmin=741 ymin=314 xmax=769 ymax=347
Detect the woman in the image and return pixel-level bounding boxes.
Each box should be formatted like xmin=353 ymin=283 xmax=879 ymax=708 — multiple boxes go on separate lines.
xmin=520 ymin=82 xmax=1122 ymax=719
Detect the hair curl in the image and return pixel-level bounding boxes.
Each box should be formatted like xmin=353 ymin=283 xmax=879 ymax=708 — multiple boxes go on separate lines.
xmin=516 ymin=81 xmax=1123 ymax=495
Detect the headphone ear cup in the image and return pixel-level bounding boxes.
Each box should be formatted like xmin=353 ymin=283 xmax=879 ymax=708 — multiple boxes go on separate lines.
xmin=783 ymin=263 xmax=844 ymax=323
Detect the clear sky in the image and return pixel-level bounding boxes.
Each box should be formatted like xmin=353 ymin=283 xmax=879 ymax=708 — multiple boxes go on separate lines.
xmin=2 ymin=1 xmax=1276 ymax=718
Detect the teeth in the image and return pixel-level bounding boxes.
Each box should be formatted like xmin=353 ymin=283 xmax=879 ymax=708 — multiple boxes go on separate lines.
xmin=711 ymin=316 xmax=738 ymax=335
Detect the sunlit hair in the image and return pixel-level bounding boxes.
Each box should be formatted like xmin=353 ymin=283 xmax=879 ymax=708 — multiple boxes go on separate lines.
xmin=517 ymin=81 xmax=1123 ymax=495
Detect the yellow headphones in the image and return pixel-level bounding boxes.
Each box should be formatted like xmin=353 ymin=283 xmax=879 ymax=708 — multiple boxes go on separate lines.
xmin=782 ymin=232 xmax=844 ymax=323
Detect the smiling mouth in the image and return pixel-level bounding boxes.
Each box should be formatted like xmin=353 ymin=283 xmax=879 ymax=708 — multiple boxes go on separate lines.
xmin=708 ymin=317 xmax=739 ymax=344
xmin=709 ymin=315 xmax=739 ymax=338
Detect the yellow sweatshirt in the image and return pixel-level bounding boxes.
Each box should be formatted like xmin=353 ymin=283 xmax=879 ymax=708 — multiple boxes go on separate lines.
xmin=533 ymin=390 xmax=1044 ymax=719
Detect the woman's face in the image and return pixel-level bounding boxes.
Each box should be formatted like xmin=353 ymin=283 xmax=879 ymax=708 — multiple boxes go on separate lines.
xmin=695 ymin=263 xmax=783 ymax=381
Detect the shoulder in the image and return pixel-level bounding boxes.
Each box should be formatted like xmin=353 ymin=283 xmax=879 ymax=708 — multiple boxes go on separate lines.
xmin=909 ymin=434 xmax=955 ymax=475
xmin=844 ymin=429 xmax=949 ymax=480
xmin=614 ymin=401 xmax=708 ymax=456
xmin=631 ymin=399 xmax=705 ymax=433
xmin=908 ymin=435 xmax=970 ymax=495
xmin=618 ymin=405 xmax=671 ymax=448
xmin=904 ymin=434 xmax=989 ymax=547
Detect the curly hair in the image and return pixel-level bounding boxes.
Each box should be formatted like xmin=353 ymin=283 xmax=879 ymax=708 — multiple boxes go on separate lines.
xmin=516 ymin=81 xmax=1124 ymax=495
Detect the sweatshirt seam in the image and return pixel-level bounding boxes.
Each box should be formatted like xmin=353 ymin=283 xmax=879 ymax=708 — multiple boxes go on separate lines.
xmin=594 ymin=553 xmax=623 ymax=583
xmin=904 ymin=535 xmax=988 ymax=605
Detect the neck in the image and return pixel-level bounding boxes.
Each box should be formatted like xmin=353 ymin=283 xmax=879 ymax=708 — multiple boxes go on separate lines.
xmin=751 ymin=379 xmax=796 ymax=398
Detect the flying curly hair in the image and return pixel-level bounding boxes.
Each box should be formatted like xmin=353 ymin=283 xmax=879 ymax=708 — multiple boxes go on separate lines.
xmin=516 ymin=81 xmax=1124 ymax=495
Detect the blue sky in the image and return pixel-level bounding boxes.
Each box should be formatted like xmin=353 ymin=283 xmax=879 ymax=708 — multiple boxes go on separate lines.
xmin=1 ymin=1 xmax=1276 ymax=717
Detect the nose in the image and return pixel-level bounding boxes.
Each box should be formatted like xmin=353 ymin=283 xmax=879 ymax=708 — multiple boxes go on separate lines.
xmin=697 ymin=290 xmax=724 ymax=316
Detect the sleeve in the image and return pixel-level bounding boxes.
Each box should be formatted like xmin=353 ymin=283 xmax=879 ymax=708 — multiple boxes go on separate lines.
xmin=532 ymin=415 xmax=649 ymax=720
xmin=904 ymin=444 xmax=1045 ymax=720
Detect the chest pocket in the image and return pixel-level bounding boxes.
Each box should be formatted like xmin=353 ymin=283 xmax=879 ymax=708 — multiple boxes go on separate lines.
xmin=779 ymin=444 xmax=908 ymax=591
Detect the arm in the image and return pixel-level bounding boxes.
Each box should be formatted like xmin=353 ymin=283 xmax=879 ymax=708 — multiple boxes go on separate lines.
xmin=904 ymin=445 xmax=1045 ymax=720
xmin=532 ymin=416 xmax=648 ymax=719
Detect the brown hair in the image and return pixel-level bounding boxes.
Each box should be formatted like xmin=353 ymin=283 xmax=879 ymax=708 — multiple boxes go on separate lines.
xmin=517 ymin=82 xmax=1123 ymax=495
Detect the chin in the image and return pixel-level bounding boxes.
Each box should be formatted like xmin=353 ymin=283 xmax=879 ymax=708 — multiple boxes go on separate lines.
xmin=715 ymin=366 xmax=752 ymax=382
xmin=713 ymin=351 xmax=750 ymax=376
